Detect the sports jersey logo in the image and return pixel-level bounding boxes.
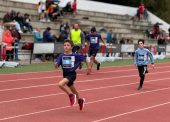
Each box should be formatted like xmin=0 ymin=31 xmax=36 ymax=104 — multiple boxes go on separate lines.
xmin=90 ymin=37 xmax=98 ymax=43
xmin=138 ymin=53 xmax=147 ymax=62
xmin=62 ymin=56 xmax=75 ymax=68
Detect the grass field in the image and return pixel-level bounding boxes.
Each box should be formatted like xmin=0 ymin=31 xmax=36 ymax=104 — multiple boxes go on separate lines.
xmin=0 ymin=58 xmax=170 ymax=74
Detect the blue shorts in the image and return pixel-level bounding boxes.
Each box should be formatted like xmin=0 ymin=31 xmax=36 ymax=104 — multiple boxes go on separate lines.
xmin=63 ymin=71 xmax=76 ymax=87
xmin=89 ymin=49 xmax=99 ymax=57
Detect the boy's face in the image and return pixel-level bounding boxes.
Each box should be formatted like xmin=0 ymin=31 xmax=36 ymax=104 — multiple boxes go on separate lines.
xmin=91 ymin=31 xmax=96 ymax=35
xmin=64 ymin=42 xmax=72 ymax=53
xmin=138 ymin=41 xmax=144 ymax=49
xmin=74 ymin=24 xmax=79 ymax=30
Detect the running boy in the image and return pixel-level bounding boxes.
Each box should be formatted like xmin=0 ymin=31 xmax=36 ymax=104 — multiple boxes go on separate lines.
xmin=134 ymin=39 xmax=154 ymax=90
xmin=54 ymin=39 xmax=90 ymax=110
xmin=85 ymin=27 xmax=105 ymax=71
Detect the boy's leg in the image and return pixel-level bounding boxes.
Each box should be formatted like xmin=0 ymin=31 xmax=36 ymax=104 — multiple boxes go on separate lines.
xmin=93 ymin=50 xmax=100 ymax=70
xmin=70 ymin=85 xmax=85 ymax=111
xmin=94 ymin=59 xmax=100 ymax=70
xmin=137 ymin=65 xmax=147 ymax=90
xmin=90 ymin=56 xmax=94 ymax=69
xmin=138 ymin=75 xmax=145 ymax=90
xmin=58 ymin=78 xmax=72 ymax=95
xmin=58 ymin=78 xmax=76 ymax=106
xmin=90 ymin=49 xmax=100 ymax=70
xmin=70 ymin=85 xmax=80 ymax=100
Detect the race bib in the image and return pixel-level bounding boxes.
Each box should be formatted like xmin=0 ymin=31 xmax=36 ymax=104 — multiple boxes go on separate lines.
xmin=90 ymin=37 xmax=98 ymax=44
xmin=62 ymin=56 xmax=75 ymax=68
xmin=138 ymin=54 xmax=145 ymax=62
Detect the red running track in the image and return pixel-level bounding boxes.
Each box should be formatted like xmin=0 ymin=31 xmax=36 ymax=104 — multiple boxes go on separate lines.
xmin=0 ymin=63 xmax=170 ymax=122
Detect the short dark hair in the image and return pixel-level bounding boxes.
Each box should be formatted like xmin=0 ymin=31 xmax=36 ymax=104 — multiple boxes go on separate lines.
xmin=91 ymin=27 xmax=96 ymax=32
xmin=46 ymin=27 xmax=51 ymax=31
xmin=138 ymin=39 xmax=145 ymax=44
xmin=64 ymin=39 xmax=74 ymax=47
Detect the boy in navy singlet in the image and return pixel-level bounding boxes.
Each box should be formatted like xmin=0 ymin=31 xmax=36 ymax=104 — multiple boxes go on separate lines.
xmin=54 ymin=39 xmax=90 ymax=110
xmin=86 ymin=27 xmax=105 ymax=71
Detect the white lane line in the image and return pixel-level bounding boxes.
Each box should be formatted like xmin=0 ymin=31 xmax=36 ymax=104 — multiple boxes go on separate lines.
xmin=1 ymin=64 xmax=170 ymax=83
xmin=0 ymin=68 xmax=139 ymax=83
xmin=0 ymin=68 xmax=137 ymax=83
xmin=1 ymin=76 xmax=170 ymax=104
xmin=92 ymin=101 xmax=170 ymax=122
xmin=0 ymin=62 xmax=170 ymax=76
xmin=0 ymin=87 xmax=170 ymax=121
xmin=1 ymin=70 xmax=170 ymax=92
xmin=0 ymin=64 xmax=135 ymax=76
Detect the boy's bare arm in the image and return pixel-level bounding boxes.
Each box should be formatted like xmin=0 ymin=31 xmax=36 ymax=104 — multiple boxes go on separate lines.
xmin=84 ymin=60 xmax=91 ymax=75
xmin=54 ymin=63 xmax=59 ymax=69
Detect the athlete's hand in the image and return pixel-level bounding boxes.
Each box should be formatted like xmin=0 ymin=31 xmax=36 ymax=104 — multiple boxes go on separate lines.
xmin=54 ymin=63 xmax=58 ymax=69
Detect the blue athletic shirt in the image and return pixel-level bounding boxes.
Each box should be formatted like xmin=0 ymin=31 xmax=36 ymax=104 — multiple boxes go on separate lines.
xmin=134 ymin=48 xmax=154 ymax=66
xmin=86 ymin=33 xmax=102 ymax=50
xmin=55 ymin=53 xmax=86 ymax=73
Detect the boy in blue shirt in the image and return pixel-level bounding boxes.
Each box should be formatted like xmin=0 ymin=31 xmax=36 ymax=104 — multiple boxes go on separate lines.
xmin=134 ymin=39 xmax=154 ymax=90
xmin=86 ymin=27 xmax=105 ymax=71
xmin=54 ymin=39 xmax=90 ymax=110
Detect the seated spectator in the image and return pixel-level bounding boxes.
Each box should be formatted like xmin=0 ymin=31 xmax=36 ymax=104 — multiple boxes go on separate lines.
xmin=65 ymin=21 xmax=70 ymax=30
xmin=46 ymin=0 xmax=52 ymax=11
xmin=33 ymin=28 xmax=43 ymax=42
xmin=2 ymin=10 xmax=22 ymax=33
xmin=48 ymin=3 xmax=63 ymax=21
xmin=157 ymin=30 xmax=166 ymax=55
xmin=59 ymin=0 xmax=73 ymax=13
xmin=10 ymin=25 xmax=21 ymax=61
xmin=59 ymin=21 xmax=65 ymax=33
xmin=58 ymin=27 xmax=70 ymax=42
xmin=120 ymin=37 xmax=126 ymax=44
xmin=64 ymin=1 xmax=73 ymax=13
xmin=43 ymin=27 xmax=56 ymax=42
xmin=38 ymin=0 xmax=50 ymax=22
xmin=3 ymin=12 xmax=12 ymax=23
xmin=15 ymin=12 xmax=27 ymax=32
xmin=2 ymin=26 xmax=14 ymax=61
xmin=23 ymin=13 xmax=33 ymax=33
xmin=152 ymin=23 xmax=160 ymax=39
xmin=106 ymin=30 xmax=113 ymax=44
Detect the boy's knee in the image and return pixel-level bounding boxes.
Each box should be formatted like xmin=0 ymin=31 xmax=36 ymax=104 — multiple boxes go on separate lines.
xmin=140 ymin=74 xmax=145 ymax=78
xmin=90 ymin=56 xmax=94 ymax=61
xmin=58 ymin=82 xmax=63 ymax=88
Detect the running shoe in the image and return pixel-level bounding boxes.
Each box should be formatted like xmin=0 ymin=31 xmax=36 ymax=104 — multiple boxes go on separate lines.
xmin=97 ymin=63 xmax=100 ymax=70
xmin=137 ymin=85 xmax=142 ymax=90
xmin=145 ymin=70 xmax=148 ymax=73
xmin=69 ymin=94 xmax=76 ymax=106
xmin=78 ymin=98 xmax=85 ymax=111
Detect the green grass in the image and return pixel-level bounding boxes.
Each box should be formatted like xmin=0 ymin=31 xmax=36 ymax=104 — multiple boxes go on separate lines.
xmin=0 ymin=58 xmax=170 ymax=74
xmin=0 ymin=63 xmax=55 ymax=74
